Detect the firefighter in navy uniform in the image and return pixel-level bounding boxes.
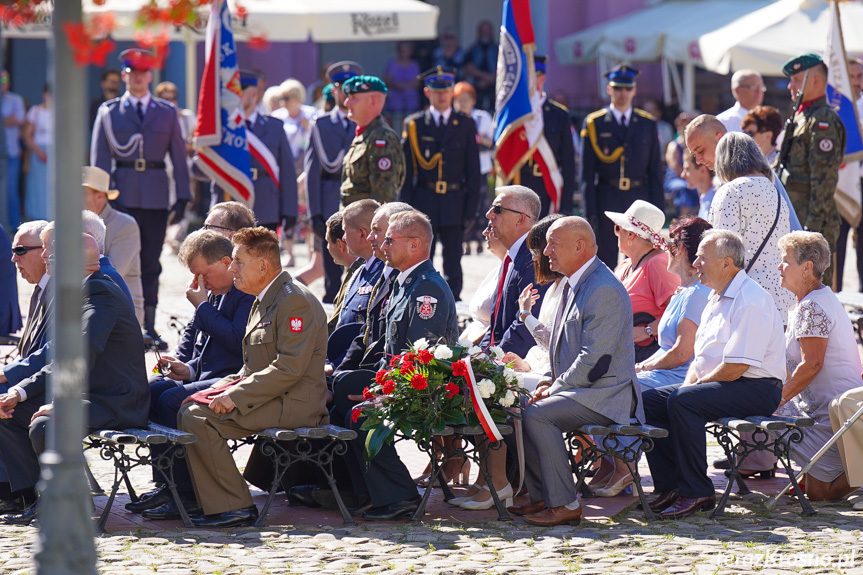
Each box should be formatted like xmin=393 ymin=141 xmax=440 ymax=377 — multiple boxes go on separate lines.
xmin=400 ymin=67 xmax=481 ymax=301
xmin=580 ymin=64 xmax=664 ymax=267
xmin=514 ymin=55 xmax=576 ymax=217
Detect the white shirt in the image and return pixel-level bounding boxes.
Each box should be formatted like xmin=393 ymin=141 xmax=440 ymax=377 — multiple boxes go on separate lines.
xmin=246 ymin=110 xmax=259 ymax=125
xmin=397 ymin=260 xmax=426 ymax=286
xmin=501 ymin=232 xmax=529 ymax=289
xmin=609 ymin=105 xmax=632 ymax=127
xmin=333 ymin=108 xmax=348 ymax=128
xmin=257 ymin=273 xmax=282 ymax=302
xmin=716 ymin=101 xmax=749 ymax=133
xmin=693 ymin=270 xmax=786 ymax=382
xmin=124 ymin=91 xmax=152 ymax=116
xmin=471 ymin=108 xmax=495 ymax=175
xmin=566 ymin=256 xmax=596 ymax=291
xmin=363 ymin=256 xmax=379 ymax=273
xmin=10 ymin=273 xmax=53 ymax=402
xmin=430 ymin=107 xmax=452 ymax=127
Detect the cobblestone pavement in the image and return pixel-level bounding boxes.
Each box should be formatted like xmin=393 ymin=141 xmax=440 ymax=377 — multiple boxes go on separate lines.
xmin=4 ymin=238 xmax=863 ymax=575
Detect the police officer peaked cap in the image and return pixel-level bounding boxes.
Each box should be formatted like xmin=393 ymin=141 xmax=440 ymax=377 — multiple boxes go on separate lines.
xmin=119 ymin=48 xmax=157 ymax=72
xmin=239 ymin=69 xmax=263 ymax=90
xmin=535 ymin=54 xmax=548 ymax=74
xmin=342 ymin=75 xmax=387 ymax=96
xmin=606 ymin=63 xmax=640 ymax=87
xmin=419 ymin=66 xmax=456 ymax=90
xmin=327 ymin=61 xmax=364 ymax=84
xmin=323 ymin=83 xmax=335 ymax=104
xmin=782 ymin=53 xmax=823 ymax=78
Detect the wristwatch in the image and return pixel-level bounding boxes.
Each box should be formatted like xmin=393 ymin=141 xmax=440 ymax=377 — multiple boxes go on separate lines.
xmin=644 ymin=325 xmax=654 ymax=337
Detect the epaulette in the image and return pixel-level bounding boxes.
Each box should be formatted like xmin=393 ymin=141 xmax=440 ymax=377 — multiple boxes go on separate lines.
xmin=633 ymin=108 xmax=655 ymax=121
xmin=99 ymin=97 xmax=121 ymax=110
xmin=586 ymin=108 xmax=609 ymax=123
xmin=548 ymin=99 xmax=569 ymax=113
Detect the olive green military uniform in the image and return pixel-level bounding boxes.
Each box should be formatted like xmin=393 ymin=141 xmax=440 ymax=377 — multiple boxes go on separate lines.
xmin=340 ymin=114 xmax=405 ymax=207
xmin=778 ymin=96 xmax=846 ymax=285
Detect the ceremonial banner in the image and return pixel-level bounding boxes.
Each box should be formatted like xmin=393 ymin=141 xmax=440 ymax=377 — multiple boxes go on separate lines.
xmin=825 ymin=0 xmax=862 ymax=225
xmin=193 ymin=0 xmax=255 ymax=206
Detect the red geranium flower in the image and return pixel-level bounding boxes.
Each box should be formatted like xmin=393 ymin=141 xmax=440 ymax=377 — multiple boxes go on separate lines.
xmin=452 ymin=360 xmax=468 ymax=377
xmin=351 ymin=406 xmax=361 ymax=423
xmin=417 ymin=349 xmax=434 ymax=364
xmin=382 ymin=380 xmax=396 ymax=394
xmin=389 ymin=355 xmax=402 ymax=367
xmin=410 ymin=374 xmax=428 ymax=390
xmin=400 ymin=360 xmax=415 ymax=375
xmin=375 ymin=369 xmax=388 ymax=384
xmin=362 ymin=387 xmax=374 ymax=400
xmin=445 ymin=382 xmax=460 ymax=398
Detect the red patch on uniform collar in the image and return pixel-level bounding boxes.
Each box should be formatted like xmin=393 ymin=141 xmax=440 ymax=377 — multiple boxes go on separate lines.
xmin=290 ymin=317 xmax=303 ymax=332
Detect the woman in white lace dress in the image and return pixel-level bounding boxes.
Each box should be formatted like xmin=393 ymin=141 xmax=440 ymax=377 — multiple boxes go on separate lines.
xmin=777 ymin=231 xmax=862 ymax=501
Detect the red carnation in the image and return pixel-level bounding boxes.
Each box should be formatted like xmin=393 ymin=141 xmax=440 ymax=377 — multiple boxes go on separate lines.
xmin=362 ymin=387 xmax=374 ymax=400
xmin=445 ymin=382 xmax=460 ymax=398
xmin=452 ymin=360 xmax=468 ymax=377
xmin=389 ymin=355 xmax=402 ymax=367
xmin=375 ymin=369 xmax=388 ymax=384
xmin=404 ymin=351 xmax=417 ymax=361
xmin=410 ymin=374 xmax=428 ymax=390
xmin=382 ymin=380 xmax=396 ymax=394
xmin=417 ymin=349 xmax=434 ymax=364
xmin=351 ymin=406 xmax=361 ymax=423
xmin=400 ymin=360 xmax=415 ymax=375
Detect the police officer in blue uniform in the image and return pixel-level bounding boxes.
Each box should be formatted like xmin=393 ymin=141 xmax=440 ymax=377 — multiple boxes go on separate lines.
xmin=514 ymin=55 xmax=576 ymax=217
xmin=306 ymin=61 xmax=363 ymax=303
xmin=580 ymin=64 xmax=664 ymax=268
xmin=210 ymin=70 xmax=298 ymax=234
xmin=91 ymin=49 xmax=191 ymax=349
xmin=400 ymin=67 xmax=481 ymax=301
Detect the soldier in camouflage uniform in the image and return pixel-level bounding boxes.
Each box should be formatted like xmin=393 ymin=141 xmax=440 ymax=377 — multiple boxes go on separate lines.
xmin=778 ymin=53 xmax=846 ymax=287
xmin=339 ymin=76 xmax=406 ymax=207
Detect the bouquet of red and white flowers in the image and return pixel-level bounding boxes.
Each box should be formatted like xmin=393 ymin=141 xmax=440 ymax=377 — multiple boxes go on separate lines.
xmin=357 ymin=338 xmax=529 ymax=460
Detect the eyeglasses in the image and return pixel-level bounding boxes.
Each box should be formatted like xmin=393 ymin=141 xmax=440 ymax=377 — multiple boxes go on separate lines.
xmin=491 ymin=204 xmax=531 ymax=218
xmin=739 ymin=84 xmax=767 ymax=92
xmin=611 ymin=86 xmax=634 ymax=92
xmin=383 ymin=236 xmax=416 ymax=246
xmin=743 ymin=128 xmax=760 ymax=137
xmin=204 ymin=223 xmax=235 ymax=233
xmin=11 ymin=245 xmax=41 ymax=256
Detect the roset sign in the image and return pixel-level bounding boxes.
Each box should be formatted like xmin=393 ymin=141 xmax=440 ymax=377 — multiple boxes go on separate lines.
xmin=350 ymin=12 xmax=400 ymax=36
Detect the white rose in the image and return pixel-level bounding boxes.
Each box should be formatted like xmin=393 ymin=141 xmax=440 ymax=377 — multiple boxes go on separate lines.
xmin=433 ymin=345 xmax=454 ymax=360
xmin=477 ymin=379 xmax=496 ymax=399
xmin=413 ymin=338 xmax=430 ymax=351
xmin=467 ymin=345 xmax=483 ymax=356
xmin=500 ymin=390 xmax=516 ymax=407
xmin=490 ymin=346 xmax=505 ymax=360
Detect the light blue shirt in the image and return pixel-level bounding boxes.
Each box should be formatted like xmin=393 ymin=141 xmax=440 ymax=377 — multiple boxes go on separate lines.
xmin=697 ymin=187 xmax=715 ymax=221
xmin=2 ymin=91 xmax=25 ymax=157
xmin=775 ymin=176 xmax=802 ymax=231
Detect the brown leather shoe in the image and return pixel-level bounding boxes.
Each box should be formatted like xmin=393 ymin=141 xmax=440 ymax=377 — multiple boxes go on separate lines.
xmin=524 ymin=505 xmax=583 ymax=526
xmin=659 ymin=495 xmax=715 ymax=519
xmin=507 ymin=500 xmax=545 ymax=516
xmin=636 ymin=489 xmax=679 ymax=512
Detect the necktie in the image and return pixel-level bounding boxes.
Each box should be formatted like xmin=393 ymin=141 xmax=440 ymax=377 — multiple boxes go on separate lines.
xmin=27 ymin=285 xmax=42 ymax=323
xmin=245 ymin=119 xmax=252 ymax=131
xmin=490 ymin=254 xmax=512 ymax=346
xmin=549 ymin=281 xmax=571 ymax=382
xmin=364 ymin=273 xmax=391 ymax=345
xmin=20 ymin=285 xmax=42 ymax=354
xmin=136 ymin=101 xmax=144 ymax=122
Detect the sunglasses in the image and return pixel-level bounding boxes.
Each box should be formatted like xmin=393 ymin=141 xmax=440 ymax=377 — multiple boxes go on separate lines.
xmin=744 ymin=129 xmax=760 ymax=137
xmin=383 ymin=236 xmax=416 ymax=246
xmin=491 ymin=204 xmax=531 ymax=218
xmin=612 ymin=86 xmax=634 ymax=92
xmin=11 ymin=245 xmax=41 ymax=256
xmin=204 ymin=223 xmax=235 ymax=233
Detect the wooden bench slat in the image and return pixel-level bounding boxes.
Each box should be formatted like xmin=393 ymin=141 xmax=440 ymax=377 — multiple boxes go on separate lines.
xmin=263 ymin=428 xmax=299 ymax=441
xmin=745 ymin=416 xmax=789 ymax=431
xmin=320 ymin=424 xmax=357 ymax=440
xmin=578 ymin=425 xmax=612 ymax=436
xmin=767 ymin=415 xmax=815 ymax=428
xmin=121 ymin=428 xmax=168 ymax=445
xmin=294 ymin=427 xmax=328 ymax=439
xmin=607 ymin=424 xmax=640 ymax=436
xmin=146 ymin=422 xmax=197 ymax=444
xmin=714 ymin=418 xmax=756 ymax=432
xmin=93 ymin=430 xmax=137 ymax=444
xmin=636 ymin=424 xmax=669 ymax=438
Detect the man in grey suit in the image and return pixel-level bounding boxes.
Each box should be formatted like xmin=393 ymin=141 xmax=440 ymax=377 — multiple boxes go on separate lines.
xmin=508 ymin=217 xmax=641 ymax=526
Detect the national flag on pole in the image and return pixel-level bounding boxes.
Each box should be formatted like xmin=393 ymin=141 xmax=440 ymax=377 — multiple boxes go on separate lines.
xmin=825 ymin=0 xmax=863 ymax=225
xmin=493 ymin=0 xmax=538 ymax=183
xmin=193 ymin=0 xmax=255 ymax=207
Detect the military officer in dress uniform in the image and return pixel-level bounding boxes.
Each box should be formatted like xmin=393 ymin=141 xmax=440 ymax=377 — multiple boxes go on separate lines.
xmin=514 ymin=55 xmax=576 ymax=217
xmin=778 ymin=53 xmax=846 ymax=287
xmin=210 ymin=70 xmax=298 ymax=235
xmin=580 ymin=64 xmax=664 ymax=268
xmin=339 ymin=76 xmax=405 ymax=207
xmin=306 ymin=61 xmax=363 ymax=303
xmin=400 ymin=66 xmax=482 ymax=300
xmin=91 ymin=49 xmax=191 ymax=350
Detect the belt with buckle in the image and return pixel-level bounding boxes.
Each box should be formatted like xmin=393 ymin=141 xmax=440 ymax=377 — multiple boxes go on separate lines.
xmin=598 ymin=177 xmax=643 ymax=190
xmin=250 ymin=168 xmax=271 ymax=181
xmin=420 ymin=181 xmax=462 ymax=194
xmin=116 ymin=160 xmax=167 ymax=172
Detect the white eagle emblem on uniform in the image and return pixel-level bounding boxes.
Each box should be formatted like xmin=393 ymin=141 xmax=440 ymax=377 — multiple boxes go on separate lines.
xmin=290 ymin=317 xmax=303 ymax=332
xmin=416 ymin=296 xmax=437 ymax=320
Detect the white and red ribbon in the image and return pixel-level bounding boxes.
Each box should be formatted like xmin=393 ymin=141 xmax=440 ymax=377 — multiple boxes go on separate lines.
xmin=246 ymin=129 xmax=280 ymax=187
xmin=464 ymin=360 xmax=503 ymax=443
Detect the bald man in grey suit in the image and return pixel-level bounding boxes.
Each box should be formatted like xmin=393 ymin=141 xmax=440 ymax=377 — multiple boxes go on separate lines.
xmin=509 ymin=217 xmax=642 ymax=527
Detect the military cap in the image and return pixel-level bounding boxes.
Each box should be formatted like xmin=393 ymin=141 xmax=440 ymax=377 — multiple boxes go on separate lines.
xmin=239 ymin=69 xmax=263 ymax=90
xmin=419 ymin=66 xmax=456 ymax=91
xmin=606 ymin=63 xmax=640 ymax=88
xmin=323 ymin=83 xmax=335 ymax=104
xmin=342 ymin=75 xmax=387 ymax=96
xmin=782 ymin=53 xmax=824 ymax=77
xmin=327 ymin=60 xmax=364 ymax=84
xmin=535 ymin=54 xmax=548 ymax=74
xmin=118 ymin=48 xmax=157 ymax=72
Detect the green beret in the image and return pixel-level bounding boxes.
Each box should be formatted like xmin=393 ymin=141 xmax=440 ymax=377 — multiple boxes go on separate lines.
xmin=782 ymin=53 xmax=823 ymax=77
xmin=342 ymin=75 xmax=387 ymax=96
xmin=322 ymin=83 xmax=335 ymax=104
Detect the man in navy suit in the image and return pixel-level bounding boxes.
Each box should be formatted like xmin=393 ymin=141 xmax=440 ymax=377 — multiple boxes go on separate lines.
xmin=211 ymin=70 xmax=297 ymax=234
xmin=126 ymin=229 xmax=254 ymax=520
xmin=91 ymin=49 xmax=192 ymax=350
xmin=480 ymin=186 xmax=546 ymax=358
xmin=0 ymin=224 xmax=21 ymax=337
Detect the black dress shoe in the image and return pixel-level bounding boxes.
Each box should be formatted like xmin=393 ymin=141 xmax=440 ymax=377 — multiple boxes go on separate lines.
xmin=1 ymin=502 xmax=37 ymax=525
xmin=0 ymin=496 xmax=29 ymax=514
xmin=636 ymin=489 xmax=679 ymax=512
xmin=362 ymin=497 xmax=421 ymax=521
xmin=288 ymin=485 xmax=321 ymax=508
xmin=348 ymin=500 xmax=374 ymax=517
xmin=126 ymin=485 xmax=172 ymax=513
xmin=659 ymin=495 xmax=716 ymax=519
xmin=313 ymin=489 xmax=369 ymax=510
xmin=191 ymin=505 xmax=258 ymax=528
xmin=713 ymin=457 xmax=731 ymax=470
xmin=141 ymin=498 xmax=203 ymax=520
